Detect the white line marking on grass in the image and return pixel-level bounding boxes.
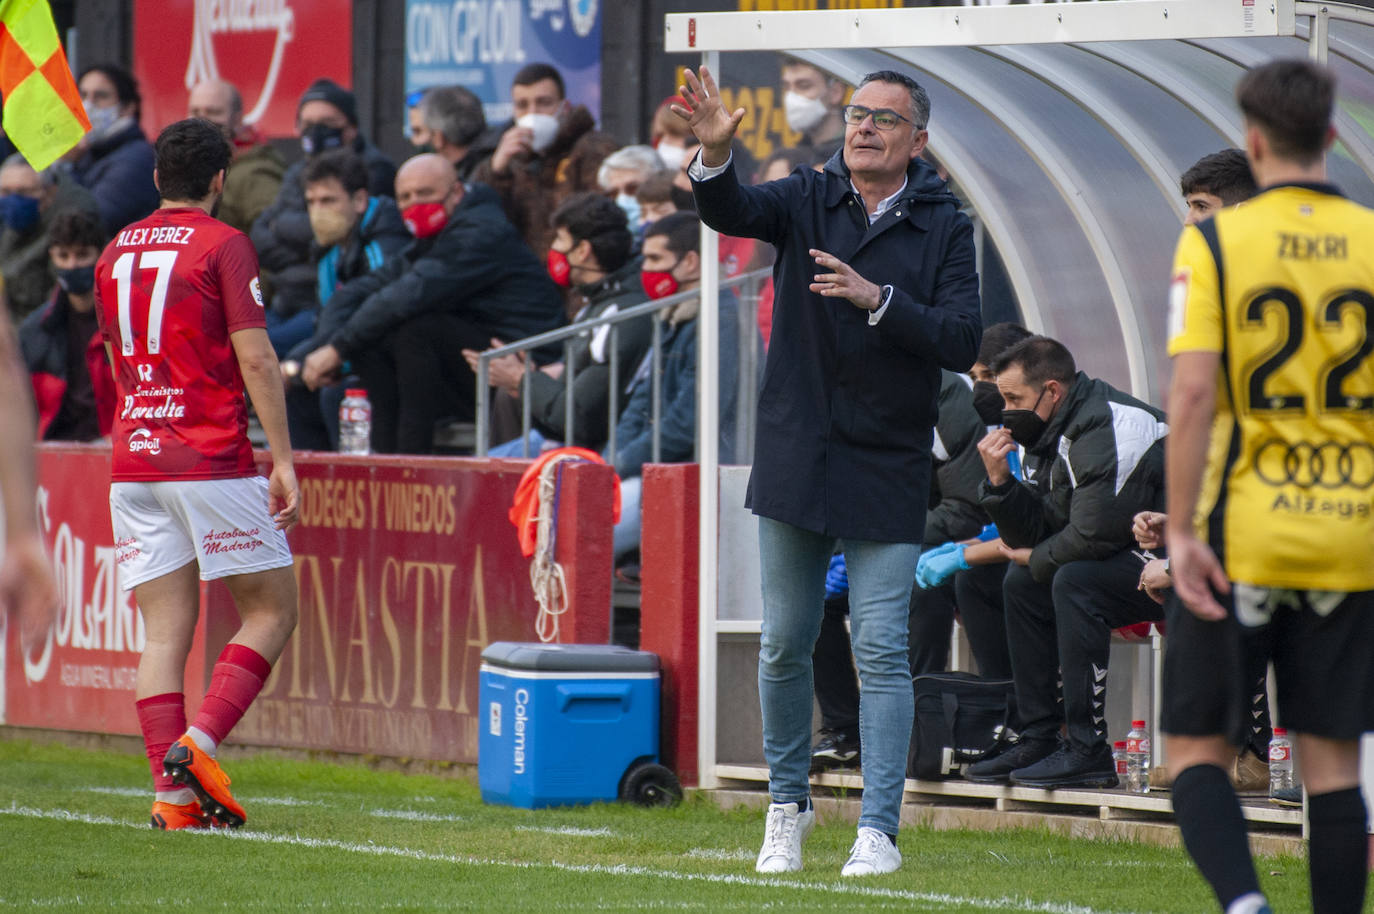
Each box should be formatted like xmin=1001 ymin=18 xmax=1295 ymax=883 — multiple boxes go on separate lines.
xmin=371 ymin=809 xmax=467 ymax=823
xmin=81 ymin=786 xmax=312 ymax=807
xmin=514 ymin=825 xmax=614 ymax=837
xmin=684 ymin=848 xmax=754 ymax=861
xmin=1 ymin=804 xmax=1123 ymax=914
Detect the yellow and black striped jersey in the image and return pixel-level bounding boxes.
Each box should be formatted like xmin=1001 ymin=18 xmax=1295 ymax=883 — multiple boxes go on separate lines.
xmin=1169 ymin=183 xmax=1374 ymax=591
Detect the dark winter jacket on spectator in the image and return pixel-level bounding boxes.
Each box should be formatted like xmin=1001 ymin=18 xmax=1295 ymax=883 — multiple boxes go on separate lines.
xmin=305 ymin=182 xmax=564 ymax=360
xmin=692 ymin=152 xmax=982 ymax=543
xmin=978 ymin=371 xmax=1168 ymax=584
xmin=217 ymin=140 xmax=286 ymax=236
xmin=250 ymin=135 xmax=397 ymax=320
xmin=473 ymin=106 xmax=616 ymax=261
xmin=19 ymin=289 xmax=115 ymax=440
xmin=70 ymin=120 xmax=159 ymax=235
xmin=611 ymin=291 xmax=747 ymax=479
xmin=925 ymin=370 xmax=992 ymax=547
xmin=526 ymin=256 xmax=652 ymax=450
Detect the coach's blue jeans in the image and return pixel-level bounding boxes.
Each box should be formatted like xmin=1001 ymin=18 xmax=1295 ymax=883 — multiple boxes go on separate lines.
xmin=757 ymin=516 xmax=920 ymax=835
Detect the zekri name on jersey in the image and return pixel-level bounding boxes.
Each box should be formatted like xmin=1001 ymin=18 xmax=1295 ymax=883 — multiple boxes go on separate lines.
xmin=115 ymin=225 xmax=197 ymax=247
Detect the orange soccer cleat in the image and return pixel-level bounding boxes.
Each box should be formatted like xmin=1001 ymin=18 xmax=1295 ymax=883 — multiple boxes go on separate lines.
xmin=162 ymin=736 xmax=247 ymax=828
xmin=150 ymin=800 xmax=211 ymax=830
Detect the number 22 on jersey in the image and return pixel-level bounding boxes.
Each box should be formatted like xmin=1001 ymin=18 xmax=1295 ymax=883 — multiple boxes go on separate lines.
xmin=111 ymin=250 xmax=179 ymax=356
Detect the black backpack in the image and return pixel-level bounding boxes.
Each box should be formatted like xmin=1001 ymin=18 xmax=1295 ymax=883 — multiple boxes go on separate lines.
xmin=907 ymin=672 xmax=1018 ymax=780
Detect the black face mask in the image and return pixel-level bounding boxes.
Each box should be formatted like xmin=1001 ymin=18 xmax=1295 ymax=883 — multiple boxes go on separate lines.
xmin=972 ymin=380 xmax=1004 ymax=426
xmin=669 ymin=184 xmax=697 ymax=213
xmin=56 ymin=265 xmax=95 ymax=296
xmin=1001 ymin=386 xmax=1050 ymax=446
xmin=301 ymin=123 xmax=346 ymax=156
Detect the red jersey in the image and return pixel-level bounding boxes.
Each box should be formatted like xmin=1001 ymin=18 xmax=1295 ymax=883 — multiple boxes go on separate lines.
xmin=94 ymin=207 xmax=267 ymax=481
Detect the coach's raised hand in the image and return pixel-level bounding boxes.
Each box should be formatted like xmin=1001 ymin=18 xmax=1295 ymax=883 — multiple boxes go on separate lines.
xmin=671 ymin=67 xmax=744 ymax=168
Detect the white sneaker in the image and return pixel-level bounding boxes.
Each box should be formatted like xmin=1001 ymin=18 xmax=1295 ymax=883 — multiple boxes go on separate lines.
xmin=841 ymin=826 xmax=902 ymax=876
xmin=755 ymin=801 xmax=815 ymax=873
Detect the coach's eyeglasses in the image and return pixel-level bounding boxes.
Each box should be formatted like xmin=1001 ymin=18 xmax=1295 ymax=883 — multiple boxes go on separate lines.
xmin=842 ymin=104 xmax=915 ymax=131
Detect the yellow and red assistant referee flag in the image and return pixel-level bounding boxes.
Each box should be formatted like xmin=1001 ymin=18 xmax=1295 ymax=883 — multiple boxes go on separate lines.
xmin=0 ymin=0 xmax=89 ymax=170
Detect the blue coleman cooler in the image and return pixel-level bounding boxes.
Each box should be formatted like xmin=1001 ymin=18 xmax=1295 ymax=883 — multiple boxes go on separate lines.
xmin=478 ymin=642 xmax=681 ymax=809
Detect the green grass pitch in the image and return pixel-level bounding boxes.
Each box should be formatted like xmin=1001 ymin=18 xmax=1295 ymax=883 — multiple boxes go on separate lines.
xmin=0 ymin=738 xmax=1314 ymax=912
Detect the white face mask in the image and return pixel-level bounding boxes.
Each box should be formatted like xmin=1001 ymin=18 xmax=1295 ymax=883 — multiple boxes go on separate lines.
xmin=784 ymin=91 xmax=829 ymax=134
xmin=656 ymin=142 xmax=688 ymax=172
xmin=84 ymin=99 xmax=120 ymax=136
xmin=515 ymin=113 xmax=560 ymax=154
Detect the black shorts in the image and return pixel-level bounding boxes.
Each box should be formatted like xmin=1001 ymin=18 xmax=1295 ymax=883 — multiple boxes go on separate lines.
xmin=1161 ymin=586 xmax=1374 ymax=742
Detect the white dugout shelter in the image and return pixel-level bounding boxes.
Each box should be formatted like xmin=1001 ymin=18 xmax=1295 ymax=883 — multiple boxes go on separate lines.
xmin=666 ymin=0 xmax=1374 ymax=817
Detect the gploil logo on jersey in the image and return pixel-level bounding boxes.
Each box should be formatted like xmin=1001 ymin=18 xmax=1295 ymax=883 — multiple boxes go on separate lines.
xmin=184 ymin=0 xmax=297 ymax=126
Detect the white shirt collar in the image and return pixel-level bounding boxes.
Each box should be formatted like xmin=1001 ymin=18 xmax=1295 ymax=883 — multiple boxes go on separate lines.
xmin=851 ymin=176 xmax=908 ymax=224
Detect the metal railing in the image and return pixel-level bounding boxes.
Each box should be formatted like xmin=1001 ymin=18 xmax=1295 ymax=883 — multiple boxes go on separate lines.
xmin=474 ymin=267 xmax=768 ymax=464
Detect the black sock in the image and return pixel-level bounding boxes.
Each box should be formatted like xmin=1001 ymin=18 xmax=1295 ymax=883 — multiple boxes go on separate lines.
xmin=885 ymin=832 xmax=897 ymax=847
xmin=1307 ymin=787 xmax=1367 ymax=914
xmin=1172 ymin=764 xmax=1261 ymax=909
xmin=797 ymin=797 xmax=810 ymax=813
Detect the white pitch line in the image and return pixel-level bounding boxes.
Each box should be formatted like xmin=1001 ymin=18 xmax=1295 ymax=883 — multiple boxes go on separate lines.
xmin=371 ymin=809 xmax=467 ymax=823
xmin=514 ymin=825 xmax=615 ymax=837
xmin=0 ymin=804 xmax=1122 ymax=914
xmin=80 ymin=786 xmax=313 ymax=807
xmin=683 ymin=847 xmax=754 ymax=861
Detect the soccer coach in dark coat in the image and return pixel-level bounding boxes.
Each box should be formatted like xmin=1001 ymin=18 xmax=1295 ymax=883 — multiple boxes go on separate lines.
xmin=678 ymin=66 xmax=981 ymax=876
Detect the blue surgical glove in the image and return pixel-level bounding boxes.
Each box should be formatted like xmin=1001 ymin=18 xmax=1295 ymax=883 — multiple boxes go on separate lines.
xmin=977 ymin=523 xmax=1000 ymax=542
xmin=915 ymin=543 xmax=968 ymax=589
xmin=824 ymin=553 xmax=848 ymax=599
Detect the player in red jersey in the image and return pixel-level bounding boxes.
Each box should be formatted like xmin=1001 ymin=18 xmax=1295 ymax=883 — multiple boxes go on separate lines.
xmin=93 ymin=118 xmax=299 ymax=830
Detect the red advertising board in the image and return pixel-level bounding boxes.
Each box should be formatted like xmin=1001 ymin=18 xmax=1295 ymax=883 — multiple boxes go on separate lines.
xmin=5 ymin=448 xmax=615 ymax=766
xmin=4 ymin=445 xmax=208 ymax=734
xmin=131 ymin=1 xmax=353 ymax=138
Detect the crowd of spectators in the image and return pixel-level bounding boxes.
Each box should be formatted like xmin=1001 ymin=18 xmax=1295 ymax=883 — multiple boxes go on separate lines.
xmin=1 ymin=56 xmax=1291 ymax=807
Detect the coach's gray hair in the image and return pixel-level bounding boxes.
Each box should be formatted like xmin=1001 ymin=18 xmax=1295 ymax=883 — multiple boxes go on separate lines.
xmin=859 ymin=70 xmax=930 ymax=130
xmin=597 ymin=145 xmax=667 ymax=189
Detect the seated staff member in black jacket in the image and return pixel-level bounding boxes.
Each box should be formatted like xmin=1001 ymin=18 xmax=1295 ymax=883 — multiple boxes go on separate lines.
xmin=298 ymin=154 xmax=565 ymax=453
xmin=964 ymin=336 xmax=1169 ymax=789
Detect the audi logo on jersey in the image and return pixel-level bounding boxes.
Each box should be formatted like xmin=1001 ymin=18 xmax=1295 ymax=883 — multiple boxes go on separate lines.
xmin=1253 ymin=439 xmax=1374 ymax=490
xmin=128 ymin=428 xmax=163 ymax=456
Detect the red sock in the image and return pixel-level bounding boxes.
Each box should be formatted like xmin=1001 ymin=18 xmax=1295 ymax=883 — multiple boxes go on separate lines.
xmin=135 ymin=692 xmax=185 ymax=791
xmin=190 ymin=643 xmax=273 ymax=746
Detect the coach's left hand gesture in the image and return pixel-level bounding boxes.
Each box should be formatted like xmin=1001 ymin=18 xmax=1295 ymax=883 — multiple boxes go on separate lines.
xmin=809 ymin=250 xmax=882 ymax=312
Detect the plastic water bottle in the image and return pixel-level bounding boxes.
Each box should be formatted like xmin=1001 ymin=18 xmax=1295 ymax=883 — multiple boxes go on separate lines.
xmin=1125 ymin=720 xmax=1151 ymax=793
xmin=1269 ymin=728 xmax=1294 ymax=798
xmin=339 ymin=388 xmax=372 ymax=455
xmin=1113 ymin=740 xmax=1128 ymax=781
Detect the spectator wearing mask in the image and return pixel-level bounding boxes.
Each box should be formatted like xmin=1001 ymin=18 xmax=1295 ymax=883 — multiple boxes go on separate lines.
xmin=598 ymin=145 xmax=668 ymax=234
xmin=467 ymin=192 xmax=651 ymax=455
xmin=409 ymin=86 xmax=500 ymax=182
xmin=780 ymin=58 xmax=849 ymax=153
xmin=0 ymin=154 xmax=99 ymax=318
xmin=962 ymin=336 xmax=1169 ymax=790
xmin=282 ymin=150 xmax=410 ymax=450
xmin=474 ymin=63 xmax=616 ymax=260
xmin=68 ymin=64 xmax=159 ymax=235
xmin=19 ymin=209 xmax=114 ymax=441
xmin=298 ymin=154 xmax=564 ymax=454
xmin=187 ymin=78 xmax=285 ymax=235
xmin=610 ymin=211 xmax=752 ymax=559
xmin=251 ymin=79 xmax=397 ymax=349
xmin=649 ymin=96 xmax=694 ymax=173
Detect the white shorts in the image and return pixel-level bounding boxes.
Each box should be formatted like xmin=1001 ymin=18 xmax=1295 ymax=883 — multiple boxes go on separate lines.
xmin=109 ymin=477 xmax=293 ymax=591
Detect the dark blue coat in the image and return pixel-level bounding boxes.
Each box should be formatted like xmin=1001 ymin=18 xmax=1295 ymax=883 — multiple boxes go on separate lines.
xmin=692 ymin=152 xmax=981 ymax=542
xmin=71 ymin=121 xmax=159 ymax=236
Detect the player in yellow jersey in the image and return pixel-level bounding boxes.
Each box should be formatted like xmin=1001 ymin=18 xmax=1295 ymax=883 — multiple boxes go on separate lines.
xmin=1164 ymin=60 xmax=1374 ymax=914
